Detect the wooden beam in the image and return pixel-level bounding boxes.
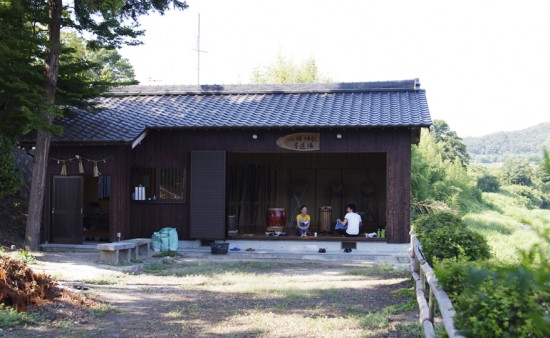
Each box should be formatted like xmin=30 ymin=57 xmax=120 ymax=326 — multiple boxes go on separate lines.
xmin=131 ymin=130 xmax=148 ymax=149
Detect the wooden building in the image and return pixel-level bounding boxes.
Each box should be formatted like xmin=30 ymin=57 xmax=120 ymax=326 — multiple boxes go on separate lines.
xmin=41 ymin=80 xmax=431 ymax=244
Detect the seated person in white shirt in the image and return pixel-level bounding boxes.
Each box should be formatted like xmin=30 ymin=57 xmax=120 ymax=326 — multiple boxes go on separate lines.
xmin=335 ymin=203 xmax=362 ymax=237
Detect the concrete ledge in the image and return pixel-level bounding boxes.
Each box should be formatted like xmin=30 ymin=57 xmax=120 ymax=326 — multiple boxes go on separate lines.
xmin=97 ymin=242 xmax=136 ymax=264
xmin=179 ymin=247 xmax=409 ymax=267
xmin=122 ymin=238 xmax=152 ymax=259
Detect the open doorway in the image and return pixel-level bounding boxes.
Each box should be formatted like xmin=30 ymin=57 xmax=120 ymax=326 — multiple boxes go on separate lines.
xmin=226 ymin=153 xmax=386 ymax=236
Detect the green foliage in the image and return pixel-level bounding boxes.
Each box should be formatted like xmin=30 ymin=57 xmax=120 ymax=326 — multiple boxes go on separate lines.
xmin=61 ymin=32 xmax=137 ymax=85
xmin=72 ymin=0 xmax=189 ymax=49
xmin=477 ymin=174 xmax=500 ymax=192
xmin=413 ymin=212 xmax=491 ymax=265
xmin=411 ymin=129 xmax=481 ymax=213
xmin=500 ymin=158 xmax=533 ymax=186
xmin=434 ymin=222 xmax=550 ymax=337
xmin=431 ymin=120 xmax=470 ymax=167
xmin=502 ymin=185 xmax=545 ymax=209
xmin=0 ymin=0 xmax=51 ymax=138
xmin=13 ymin=250 xmax=37 ymax=264
xmin=433 ymin=259 xmax=474 ymax=302
xmin=6 ymin=0 xmax=188 ymax=251
xmin=0 ymin=135 xmax=23 ymax=198
xmin=251 ymin=54 xmax=331 ymax=84
xmin=464 ymin=122 xmax=550 ymax=164
xmin=543 ymin=147 xmax=550 ymax=175
xmin=449 ymin=244 xmax=549 ymax=338
xmin=0 ymin=0 xmax=146 ymax=139
xmin=152 ymin=250 xmax=180 ymax=258
xmin=0 ymin=304 xmax=36 ymax=329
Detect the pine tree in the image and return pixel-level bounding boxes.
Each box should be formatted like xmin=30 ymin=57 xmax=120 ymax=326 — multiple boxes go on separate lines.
xmin=0 ymin=0 xmax=188 ymax=250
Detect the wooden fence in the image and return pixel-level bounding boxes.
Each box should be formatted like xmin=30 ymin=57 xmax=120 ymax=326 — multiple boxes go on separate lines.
xmin=409 ymin=232 xmax=465 ymax=338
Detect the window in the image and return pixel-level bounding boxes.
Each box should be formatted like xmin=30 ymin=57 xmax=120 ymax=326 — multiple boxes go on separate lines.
xmin=97 ymin=176 xmax=111 ymax=200
xmin=132 ymin=167 xmax=186 ymax=202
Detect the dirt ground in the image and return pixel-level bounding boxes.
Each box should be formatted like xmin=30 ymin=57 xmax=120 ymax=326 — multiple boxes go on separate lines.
xmin=2 ymin=250 xmax=420 ymax=338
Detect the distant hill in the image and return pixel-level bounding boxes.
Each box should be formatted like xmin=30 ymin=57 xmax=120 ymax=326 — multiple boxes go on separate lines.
xmin=464 ymin=122 xmax=550 ymax=164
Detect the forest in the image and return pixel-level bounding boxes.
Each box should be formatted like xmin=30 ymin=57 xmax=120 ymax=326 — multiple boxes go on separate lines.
xmin=464 ymin=122 xmax=550 ymax=164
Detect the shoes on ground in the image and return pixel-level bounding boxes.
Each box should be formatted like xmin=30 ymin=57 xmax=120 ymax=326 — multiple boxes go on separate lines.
xmin=245 ymin=248 xmax=255 ymax=251
xmin=318 ymin=248 xmax=326 ymax=253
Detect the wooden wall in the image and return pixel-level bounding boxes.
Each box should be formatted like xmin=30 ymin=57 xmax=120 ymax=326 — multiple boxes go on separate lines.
xmin=45 ymin=145 xmax=129 ymax=242
xmin=46 ymin=127 xmax=413 ymax=243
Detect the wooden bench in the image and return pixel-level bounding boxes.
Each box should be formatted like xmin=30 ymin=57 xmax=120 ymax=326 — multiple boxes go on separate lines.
xmin=122 ymin=238 xmax=152 ymax=260
xmin=97 ymin=242 xmax=136 ymax=264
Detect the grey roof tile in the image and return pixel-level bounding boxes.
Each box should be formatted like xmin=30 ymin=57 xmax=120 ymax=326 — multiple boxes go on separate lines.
xmin=53 ymin=79 xmax=432 ymax=144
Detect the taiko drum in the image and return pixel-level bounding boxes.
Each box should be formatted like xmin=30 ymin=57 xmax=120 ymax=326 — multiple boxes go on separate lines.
xmin=319 ymin=206 xmax=333 ymax=233
xmin=266 ymin=208 xmax=286 ymax=231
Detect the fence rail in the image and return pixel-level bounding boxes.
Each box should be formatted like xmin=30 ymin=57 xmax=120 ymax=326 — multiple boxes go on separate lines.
xmin=409 ymin=232 xmax=464 ymax=338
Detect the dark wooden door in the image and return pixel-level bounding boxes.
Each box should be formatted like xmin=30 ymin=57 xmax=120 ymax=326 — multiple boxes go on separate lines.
xmin=190 ymin=151 xmax=226 ymax=239
xmin=51 ymin=176 xmax=83 ymax=244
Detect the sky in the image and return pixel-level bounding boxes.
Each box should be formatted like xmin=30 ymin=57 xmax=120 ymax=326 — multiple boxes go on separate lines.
xmin=119 ymin=0 xmax=550 ymax=138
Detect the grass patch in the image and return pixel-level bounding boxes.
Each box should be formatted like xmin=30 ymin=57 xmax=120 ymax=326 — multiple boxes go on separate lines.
xmin=91 ymin=303 xmax=116 ymax=318
xmin=392 ymin=322 xmax=424 ymax=337
xmin=345 ymin=263 xmax=399 ymax=277
xmin=83 ymin=276 xmax=119 ymax=285
xmin=168 ymin=304 xmax=202 ymax=316
xmin=8 ymin=250 xmax=37 ymax=264
xmin=152 ymin=250 xmax=181 ymax=258
xmin=360 ymin=312 xmax=389 ymax=329
xmin=143 ymin=262 xmax=172 ymax=272
xmin=384 ymin=299 xmax=417 ymax=313
xmin=158 ymin=260 xmax=304 ymax=277
xmin=0 ymin=304 xmax=37 ymax=329
xmin=465 ymin=191 xmax=550 ymax=263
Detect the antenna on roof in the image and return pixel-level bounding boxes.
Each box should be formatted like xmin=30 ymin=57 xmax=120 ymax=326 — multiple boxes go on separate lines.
xmin=192 ymin=13 xmax=208 ymax=85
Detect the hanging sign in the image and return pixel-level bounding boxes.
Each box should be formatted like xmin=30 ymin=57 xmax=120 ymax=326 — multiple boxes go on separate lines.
xmin=276 ymin=133 xmax=320 ymax=151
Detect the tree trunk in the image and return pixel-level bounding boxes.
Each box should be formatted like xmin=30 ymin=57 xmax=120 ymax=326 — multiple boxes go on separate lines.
xmin=24 ymin=0 xmax=62 ymax=251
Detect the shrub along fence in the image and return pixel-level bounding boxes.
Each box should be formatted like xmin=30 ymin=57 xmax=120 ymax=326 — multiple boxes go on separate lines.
xmin=409 ymin=232 xmax=464 ymax=338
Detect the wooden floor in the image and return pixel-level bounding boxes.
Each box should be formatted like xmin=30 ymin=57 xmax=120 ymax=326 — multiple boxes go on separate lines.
xmin=227 ymin=233 xmax=386 ymax=242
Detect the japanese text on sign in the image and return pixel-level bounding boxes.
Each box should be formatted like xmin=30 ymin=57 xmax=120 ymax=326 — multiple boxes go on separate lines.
xmin=275 ymin=133 xmax=320 ymax=151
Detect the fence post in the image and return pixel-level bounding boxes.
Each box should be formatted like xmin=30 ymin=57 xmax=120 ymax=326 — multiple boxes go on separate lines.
xmin=429 ymin=287 xmax=435 ymax=322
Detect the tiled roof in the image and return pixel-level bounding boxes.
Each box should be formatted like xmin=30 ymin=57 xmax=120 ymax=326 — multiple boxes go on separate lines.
xmin=53 ymin=79 xmax=432 ymax=144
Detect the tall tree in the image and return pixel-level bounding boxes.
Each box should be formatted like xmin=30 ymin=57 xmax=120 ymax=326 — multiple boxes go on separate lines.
xmin=61 ymin=32 xmax=137 ymax=85
xmin=0 ymin=135 xmax=23 ymax=198
xmin=431 ymin=119 xmax=470 ymax=167
xmin=544 ymin=148 xmax=550 ymax=175
xmin=9 ymin=0 xmax=188 ymax=251
xmin=501 ymin=158 xmax=533 ymax=186
xmin=251 ymin=54 xmax=331 ymax=84
xmin=0 ymin=0 xmax=49 ymax=139
xmin=411 ymin=128 xmax=480 ymax=213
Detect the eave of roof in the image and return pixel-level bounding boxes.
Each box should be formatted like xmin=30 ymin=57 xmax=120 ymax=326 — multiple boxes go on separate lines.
xmin=106 ymin=79 xmax=422 ymax=96
xmin=50 ymin=79 xmax=432 ymax=145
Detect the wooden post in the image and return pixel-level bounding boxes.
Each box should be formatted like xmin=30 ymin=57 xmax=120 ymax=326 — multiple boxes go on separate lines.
xmin=429 ymin=287 xmax=435 ymax=322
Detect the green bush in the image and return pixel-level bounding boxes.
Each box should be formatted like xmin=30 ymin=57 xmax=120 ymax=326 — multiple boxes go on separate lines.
xmin=413 ymin=212 xmax=492 ymax=265
xmin=0 ymin=304 xmax=35 ymax=329
xmin=433 ymin=259 xmax=474 ymax=302
xmin=0 ymin=135 xmax=23 ymax=198
xmin=504 ymin=185 xmax=544 ymax=209
xmin=477 ymin=174 xmax=500 ymax=192
xmin=436 ymin=238 xmax=550 ymax=337
xmin=454 ymin=258 xmax=549 ymax=337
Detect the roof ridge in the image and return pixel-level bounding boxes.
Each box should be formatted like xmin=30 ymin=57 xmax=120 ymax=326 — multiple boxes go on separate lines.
xmin=106 ymin=79 xmax=422 ymax=96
